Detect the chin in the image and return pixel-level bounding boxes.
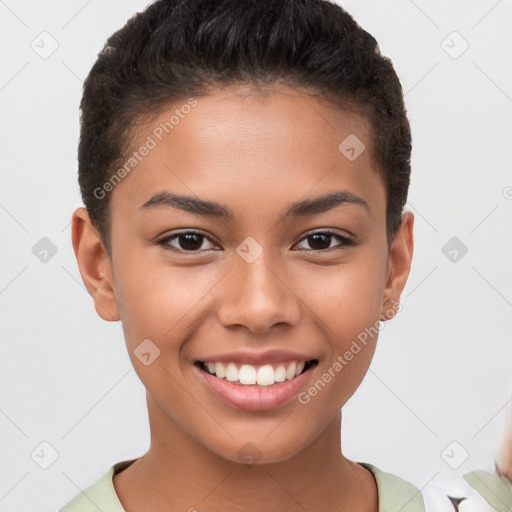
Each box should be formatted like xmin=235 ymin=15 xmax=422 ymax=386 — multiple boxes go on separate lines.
xmin=204 ymin=430 xmax=312 ymax=466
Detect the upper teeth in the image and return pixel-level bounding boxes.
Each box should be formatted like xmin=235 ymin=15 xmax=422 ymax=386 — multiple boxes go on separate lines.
xmin=204 ymin=361 xmax=306 ymax=386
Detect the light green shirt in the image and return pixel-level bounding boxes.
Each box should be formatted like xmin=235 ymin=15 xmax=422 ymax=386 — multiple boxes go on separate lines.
xmin=58 ymin=458 xmax=512 ymax=512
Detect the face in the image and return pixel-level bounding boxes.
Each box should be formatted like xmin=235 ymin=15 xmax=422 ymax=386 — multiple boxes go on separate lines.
xmin=73 ymin=84 xmax=413 ymax=465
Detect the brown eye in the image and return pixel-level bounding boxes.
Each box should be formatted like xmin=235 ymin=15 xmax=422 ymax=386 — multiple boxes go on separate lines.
xmin=294 ymin=231 xmax=355 ymax=251
xmin=158 ymin=231 xmax=216 ymax=252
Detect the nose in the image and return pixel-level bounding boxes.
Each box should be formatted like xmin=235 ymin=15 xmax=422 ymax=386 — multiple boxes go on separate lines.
xmin=216 ymin=249 xmax=302 ymax=334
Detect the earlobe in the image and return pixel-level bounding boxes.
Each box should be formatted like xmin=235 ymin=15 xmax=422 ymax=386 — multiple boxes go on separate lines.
xmin=71 ymin=207 xmax=120 ymax=322
xmin=381 ymin=211 xmax=414 ymax=322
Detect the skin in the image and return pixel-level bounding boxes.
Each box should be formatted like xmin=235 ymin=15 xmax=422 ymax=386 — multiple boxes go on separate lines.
xmin=72 ymin=83 xmax=414 ymax=512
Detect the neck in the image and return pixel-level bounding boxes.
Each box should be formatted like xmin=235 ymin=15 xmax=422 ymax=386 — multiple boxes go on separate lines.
xmin=113 ymin=397 xmax=378 ymax=512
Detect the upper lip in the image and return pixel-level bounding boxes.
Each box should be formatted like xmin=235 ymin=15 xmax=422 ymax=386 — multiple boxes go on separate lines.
xmin=196 ymin=349 xmax=317 ymax=365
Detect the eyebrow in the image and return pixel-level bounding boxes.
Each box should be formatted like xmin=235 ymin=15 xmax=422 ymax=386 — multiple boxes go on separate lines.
xmin=140 ymin=190 xmax=370 ymax=219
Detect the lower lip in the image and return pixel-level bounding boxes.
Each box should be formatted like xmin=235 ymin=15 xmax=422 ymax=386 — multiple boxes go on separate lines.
xmin=195 ymin=363 xmax=317 ymax=411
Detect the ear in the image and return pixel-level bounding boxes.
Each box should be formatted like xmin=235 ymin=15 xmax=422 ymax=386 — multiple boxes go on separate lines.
xmin=71 ymin=207 xmax=120 ymax=322
xmin=381 ymin=211 xmax=414 ymax=321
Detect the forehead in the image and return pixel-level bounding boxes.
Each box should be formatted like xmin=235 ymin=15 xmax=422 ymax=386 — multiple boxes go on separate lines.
xmin=111 ymin=84 xmax=385 ymax=224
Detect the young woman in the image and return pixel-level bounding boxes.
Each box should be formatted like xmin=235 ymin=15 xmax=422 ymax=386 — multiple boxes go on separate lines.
xmin=59 ymin=1 xmax=512 ymax=510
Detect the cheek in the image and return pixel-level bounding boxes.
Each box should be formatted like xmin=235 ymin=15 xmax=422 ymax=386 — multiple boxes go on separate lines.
xmin=112 ymin=259 xmax=202 ymax=395
xmin=327 ymin=272 xmax=381 ymax=338
xmin=113 ymin=253 xmax=219 ymax=346
xmin=296 ymin=250 xmax=385 ymax=400
xmin=299 ymin=252 xmax=385 ymax=335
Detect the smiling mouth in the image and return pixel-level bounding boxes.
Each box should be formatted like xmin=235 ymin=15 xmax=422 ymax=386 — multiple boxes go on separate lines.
xmin=195 ymin=359 xmax=318 ymax=387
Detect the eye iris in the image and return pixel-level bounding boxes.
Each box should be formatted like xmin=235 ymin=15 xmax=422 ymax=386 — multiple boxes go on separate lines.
xmin=308 ymin=233 xmax=332 ymax=250
xmin=179 ymin=233 xmax=203 ymax=251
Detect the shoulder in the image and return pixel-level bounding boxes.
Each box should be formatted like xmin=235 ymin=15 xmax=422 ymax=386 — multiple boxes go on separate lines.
xmin=58 ymin=459 xmax=138 ymax=512
xmin=360 ymin=462 xmax=427 ymax=512
xmin=422 ymin=470 xmax=512 ymax=512
xmin=463 ymin=470 xmax=512 ymax=512
xmin=361 ymin=463 xmax=512 ymax=512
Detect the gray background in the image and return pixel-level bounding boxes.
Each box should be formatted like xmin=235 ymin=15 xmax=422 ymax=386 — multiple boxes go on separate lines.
xmin=1 ymin=1 xmax=511 ymax=510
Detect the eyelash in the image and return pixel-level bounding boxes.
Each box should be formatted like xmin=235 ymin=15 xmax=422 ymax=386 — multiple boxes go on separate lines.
xmin=156 ymin=230 xmax=355 ymax=253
